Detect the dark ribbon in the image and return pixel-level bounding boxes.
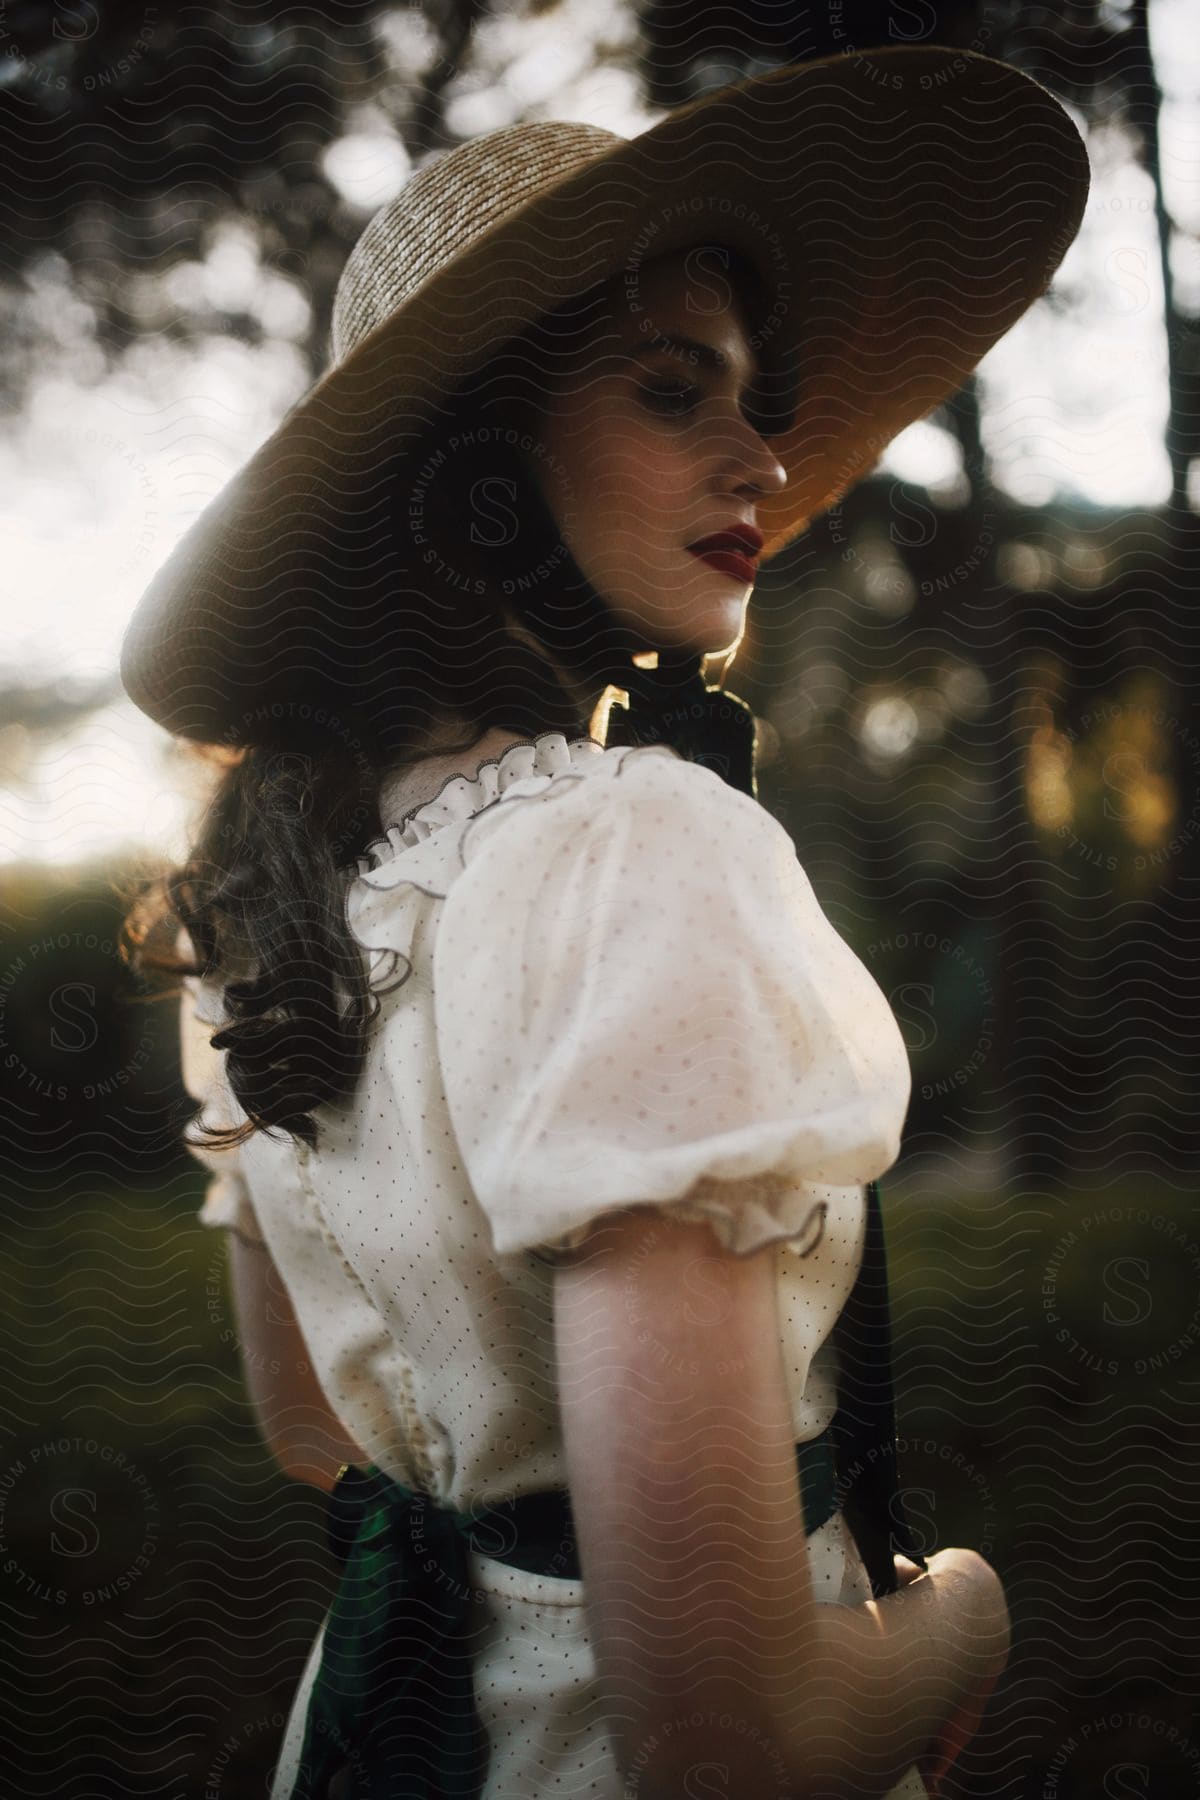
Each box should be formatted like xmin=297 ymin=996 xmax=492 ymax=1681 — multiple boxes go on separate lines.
xmin=832 ymin=1177 xmax=930 ymax=1597
xmin=291 ymin=1434 xmax=841 ymax=1800
xmin=603 ymin=646 xmax=760 ymax=798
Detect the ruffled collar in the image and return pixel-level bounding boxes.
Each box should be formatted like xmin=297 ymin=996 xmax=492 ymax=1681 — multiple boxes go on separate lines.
xmin=354 ymin=730 xmax=605 ymax=877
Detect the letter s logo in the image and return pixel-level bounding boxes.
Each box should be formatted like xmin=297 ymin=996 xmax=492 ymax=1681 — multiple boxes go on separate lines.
xmin=51 ymin=1488 xmax=100 ymax=1558
xmin=889 ymin=481 xmax=938 ymax=550
xmin=53 ymin=2 xmax=101 ymax=42
xmin=683 ymin=244 xmax=735 ymax=319
xmin=888 ymin=2 xmax=938 ymax=42
xmin=1102 ymin=1258 xmax=1152 ymax=1330
xmin=1099 ymin=749 xmax=1145 ymax=824
xmin=1104 ymin=247 xmax=1151 ymax=317
xmin=684 ymin=1765 xmax=732 ymax=1799
xmin=50 ymin=984 xmax=98 ymax=1054
xmin=469 ymin=476 xmax=519 ymax=549
xmin=894 ymin=1485 xmax=937 ymax=1560
xmin=684 ymin=1256 xmax=735 ymax=1331
xmin=889 ymin=982 xmax=937 ymax=1054
xmin=1102 ymin=1762 xmax=1150 ymax=1798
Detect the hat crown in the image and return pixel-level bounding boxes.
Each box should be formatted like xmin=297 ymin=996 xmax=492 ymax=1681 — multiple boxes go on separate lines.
xmin=331 ymin=118 xmax=623 ymax=365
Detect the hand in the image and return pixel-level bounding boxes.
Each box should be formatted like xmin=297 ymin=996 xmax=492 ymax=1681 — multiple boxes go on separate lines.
xmin=915 ymin=1660 xmax=1003 ymax=1798
xmin=913 ymin=1551 xmax=1010 ymax=1798
xmin=893 ymin=1546 xmax=955 ymax=1793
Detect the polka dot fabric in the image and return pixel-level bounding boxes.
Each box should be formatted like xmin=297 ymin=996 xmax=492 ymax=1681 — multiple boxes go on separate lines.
xmin=180 ymin=729 xmax=926 ymax=1800
xmin=435 ymin=736 xmax=911 ymax=1262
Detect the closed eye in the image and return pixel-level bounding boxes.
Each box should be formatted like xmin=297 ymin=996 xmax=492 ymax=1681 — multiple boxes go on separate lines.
xmin=638 ymin=380 xmax=702 ymax=417
xmin=628 ymin=332 xmax=797 ymax=439
xmin=639 ymin=378 xmax=792 ymax=439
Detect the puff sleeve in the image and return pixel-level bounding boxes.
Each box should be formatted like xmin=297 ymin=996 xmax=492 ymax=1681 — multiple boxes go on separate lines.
xmin=434 ymin=750 xmax=911 ymax=1261
xmin=178 ymin=933 xmax=263 ymax=1241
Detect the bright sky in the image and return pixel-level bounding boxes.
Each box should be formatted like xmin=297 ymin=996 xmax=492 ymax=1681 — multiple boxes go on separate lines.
xmin=0 ymin=0 xmax=1194 ymax=869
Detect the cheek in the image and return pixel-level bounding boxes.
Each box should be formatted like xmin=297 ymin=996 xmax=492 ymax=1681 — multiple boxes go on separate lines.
xmin=579 ymin=415 xmax=693 ymax=531
xmin=538 ymin=386 xmax=698 ymax=565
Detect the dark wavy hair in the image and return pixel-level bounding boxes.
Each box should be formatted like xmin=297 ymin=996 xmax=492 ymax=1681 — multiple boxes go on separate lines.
xmin=121 ymin=242 xmax=790 ymax=1155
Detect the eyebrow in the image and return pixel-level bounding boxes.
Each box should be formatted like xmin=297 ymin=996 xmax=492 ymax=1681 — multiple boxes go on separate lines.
xmin=626 ymin=332 xmax=758 ymax=390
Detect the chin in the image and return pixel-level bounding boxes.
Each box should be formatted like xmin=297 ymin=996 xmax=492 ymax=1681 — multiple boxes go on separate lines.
xmin=611 ymin=585 xmax=747 ymax=661
xmin=695 ymin=601 xmax=750 ymax=658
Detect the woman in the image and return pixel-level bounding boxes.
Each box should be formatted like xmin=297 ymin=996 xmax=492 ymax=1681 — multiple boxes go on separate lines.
xmin=123 ymin=48 xmax=1089 ymax=1800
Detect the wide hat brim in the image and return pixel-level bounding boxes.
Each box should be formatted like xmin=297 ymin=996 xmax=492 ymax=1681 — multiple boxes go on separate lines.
xmin=121 ymin=45 xmax=1089 ymax=745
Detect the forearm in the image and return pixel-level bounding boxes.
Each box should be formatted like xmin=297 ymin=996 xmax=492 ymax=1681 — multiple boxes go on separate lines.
xmin=627 ymin=1561 xmax=1001 ymax=1800
xmin=227 ymin=1233 xmax=367 ymax=1492
xmin=555 ymin=1211 xmax=1002 ymax=1797
xmin=588 ymin=1458 xmax=950 ymax=1797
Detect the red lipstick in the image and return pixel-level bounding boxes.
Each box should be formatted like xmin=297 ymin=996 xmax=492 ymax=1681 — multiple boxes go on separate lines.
xmin=686 ymin=523 xmax=764 ymax=585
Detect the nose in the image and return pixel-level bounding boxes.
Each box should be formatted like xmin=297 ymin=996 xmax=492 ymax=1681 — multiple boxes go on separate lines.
xmin=722 ymin=410 xmax=789 ymax=501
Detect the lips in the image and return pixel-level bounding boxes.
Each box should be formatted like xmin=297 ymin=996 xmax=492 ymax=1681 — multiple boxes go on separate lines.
xmin=686 ymin=525 xmax=764 ymax=586
xmin=689 ymin=546 xmax=758 ymax=583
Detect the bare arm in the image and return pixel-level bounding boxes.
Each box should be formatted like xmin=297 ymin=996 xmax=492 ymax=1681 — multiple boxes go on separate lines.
xmin=553 ymin=1203 xmax=1008 ymax=1799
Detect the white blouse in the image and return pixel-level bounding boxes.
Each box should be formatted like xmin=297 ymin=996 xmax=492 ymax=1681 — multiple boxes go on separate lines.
xmin=181 ymin=728 xmax=926 ymax=1799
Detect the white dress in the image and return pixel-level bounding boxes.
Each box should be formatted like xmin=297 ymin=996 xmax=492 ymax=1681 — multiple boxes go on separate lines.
xmin=181 ymin=729 xmax=928 ymax=1799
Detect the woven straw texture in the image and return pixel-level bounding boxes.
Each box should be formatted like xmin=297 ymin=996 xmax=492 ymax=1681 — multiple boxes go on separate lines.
xmin=331 ymin=121 xmax=623 ymax=367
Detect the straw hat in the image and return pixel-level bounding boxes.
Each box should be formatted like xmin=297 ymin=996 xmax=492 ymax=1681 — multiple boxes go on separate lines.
xmin=120 ymin=46 xmax=1089 ymax=746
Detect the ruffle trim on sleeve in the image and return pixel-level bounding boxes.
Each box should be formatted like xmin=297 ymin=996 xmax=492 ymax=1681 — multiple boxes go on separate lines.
xmin=528 ymin=1173 xmax=831 ymax=1265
